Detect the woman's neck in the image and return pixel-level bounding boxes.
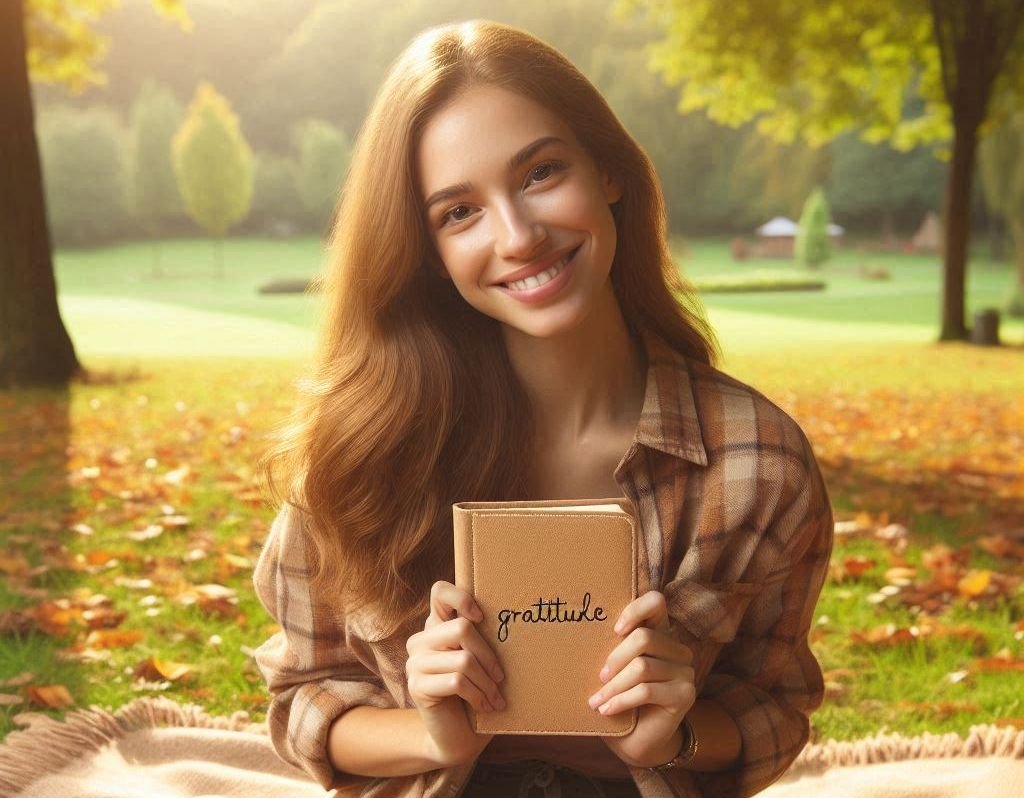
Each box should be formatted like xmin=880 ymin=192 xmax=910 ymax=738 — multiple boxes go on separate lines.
xmin=501 ymin=284 xmax=647 ymax=446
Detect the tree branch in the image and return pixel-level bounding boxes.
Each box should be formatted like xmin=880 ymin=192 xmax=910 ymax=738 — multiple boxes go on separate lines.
xmin=928 ymin=0 xmax=956 ymax=103
xmin=986 ymin=0 xmax=1024 ymax=88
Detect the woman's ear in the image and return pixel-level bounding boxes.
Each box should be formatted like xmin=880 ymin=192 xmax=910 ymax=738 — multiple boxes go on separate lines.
xmin=602 ymin=171 xmax=622 ymax=205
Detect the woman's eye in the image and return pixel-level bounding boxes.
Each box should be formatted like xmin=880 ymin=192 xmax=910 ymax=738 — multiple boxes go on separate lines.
xmin=528 ymin=161 xmax=563 ymax=184
xmin=441 ymin=205 xmax=473 ymax=226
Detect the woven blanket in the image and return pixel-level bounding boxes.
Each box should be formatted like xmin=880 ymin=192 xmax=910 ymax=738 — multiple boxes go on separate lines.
xmin=0 ymin=697 xmax=1022 ymax=797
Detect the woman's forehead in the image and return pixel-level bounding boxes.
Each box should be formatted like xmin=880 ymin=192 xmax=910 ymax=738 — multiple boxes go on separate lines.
xmin=417 ymin=84 xmax=581 ymax=190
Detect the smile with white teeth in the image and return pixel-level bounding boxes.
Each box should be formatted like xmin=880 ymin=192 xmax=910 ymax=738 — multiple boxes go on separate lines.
xmin=503 ymin=249 xmax=575 ymax=291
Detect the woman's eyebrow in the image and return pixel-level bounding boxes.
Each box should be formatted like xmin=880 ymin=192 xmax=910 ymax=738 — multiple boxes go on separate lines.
xmin=423 ymin=135 xmax=567 ymax=212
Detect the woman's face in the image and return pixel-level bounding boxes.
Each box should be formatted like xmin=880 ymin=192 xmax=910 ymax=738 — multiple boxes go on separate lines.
xmin=417 ymin=83 xmax=622 ymax=340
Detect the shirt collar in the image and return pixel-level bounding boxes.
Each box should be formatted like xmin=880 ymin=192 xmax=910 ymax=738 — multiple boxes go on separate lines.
xmin=632 ymin=325 xmax=709 ymax=467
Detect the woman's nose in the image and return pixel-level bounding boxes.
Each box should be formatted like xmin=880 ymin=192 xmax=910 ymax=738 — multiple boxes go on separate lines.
xmin=492 ymin=201 xmax=547 ymax=259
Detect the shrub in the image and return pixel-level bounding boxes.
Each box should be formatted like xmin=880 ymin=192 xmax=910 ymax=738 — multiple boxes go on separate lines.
xmin=37 ymin=105 xmax=130 ymax=246
xmin=795 ymin=187 xmax=832 ymax=269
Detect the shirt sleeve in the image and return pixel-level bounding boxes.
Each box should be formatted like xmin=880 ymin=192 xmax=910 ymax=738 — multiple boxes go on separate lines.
xmin=658 ymin=432 xmax=834 ymax=798
xmin=251 ymin=501 xmax=399 ymax=794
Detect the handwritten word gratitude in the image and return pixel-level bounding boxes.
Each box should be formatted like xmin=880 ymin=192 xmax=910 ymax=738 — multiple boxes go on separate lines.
xmin=495 ymin=592 xmax=608 ymax=642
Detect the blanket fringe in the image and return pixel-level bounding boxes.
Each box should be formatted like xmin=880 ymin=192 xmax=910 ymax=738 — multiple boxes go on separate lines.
xmin=784 ymin=724 xmax=1024 ymax=780
xmin=0 ymin=696 xmax=263 ymax=796
xmin=1 ymin=697 xmax=1022 ymax=795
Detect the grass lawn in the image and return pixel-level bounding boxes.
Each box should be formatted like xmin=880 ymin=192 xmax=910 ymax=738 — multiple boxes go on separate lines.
xmin=1 ymin=236 xmax=1021 ymax=747
xmin=51 ymin=235 xmax=1024 ymax=359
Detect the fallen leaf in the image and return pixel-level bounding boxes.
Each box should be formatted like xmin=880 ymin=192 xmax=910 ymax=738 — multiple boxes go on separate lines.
xmin=957 ymin=569 xmax=991 ymax=598
xmin=26 ymin=685 xmax=75 ymax=709
xmin=134 ymin=656 xmax=196 ymax=682
xmin=842 ymin=556 xmax=876 ymax=579
xmin=80 ymin=629 xmax=144 ymax=649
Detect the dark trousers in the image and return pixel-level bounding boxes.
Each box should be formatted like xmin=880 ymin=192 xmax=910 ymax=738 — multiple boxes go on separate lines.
xmin=461 ymin=759 xmax=642 ymax=797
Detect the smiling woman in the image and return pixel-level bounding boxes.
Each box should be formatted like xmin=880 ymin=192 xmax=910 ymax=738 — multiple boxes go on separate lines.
xmin=251 ymin=17 xmax=833 ymax=798
xmin=417 ymin=85 xmax=621 ymax=342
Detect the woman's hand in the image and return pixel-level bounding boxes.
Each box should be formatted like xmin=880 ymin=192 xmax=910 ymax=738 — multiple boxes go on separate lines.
xmin=591 ymin=590 xmax=697 ymax=768
xmin=405 ymin=580 xmax=505 ymax=768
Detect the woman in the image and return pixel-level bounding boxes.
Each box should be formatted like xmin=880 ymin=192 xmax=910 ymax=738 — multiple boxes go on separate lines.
xmin=252 ymin=18 xmax=834 ymax=798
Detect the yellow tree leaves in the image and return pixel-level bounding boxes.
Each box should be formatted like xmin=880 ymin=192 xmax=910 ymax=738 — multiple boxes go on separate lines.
xmin=24 ymin=0 xmax=191 ymax=95
xmin=172 ymin=82 xmax=255 ymax=242
xmin=618 ymin=0 xmax=949 ymax=149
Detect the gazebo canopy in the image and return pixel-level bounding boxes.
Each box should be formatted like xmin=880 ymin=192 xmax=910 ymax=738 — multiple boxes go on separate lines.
xmin=755 ymin=216 xmax=844 ymax=237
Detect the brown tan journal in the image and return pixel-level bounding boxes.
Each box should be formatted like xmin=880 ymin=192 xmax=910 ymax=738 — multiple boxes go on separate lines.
xmin=452 ymin=497 xmax=639 ymax=736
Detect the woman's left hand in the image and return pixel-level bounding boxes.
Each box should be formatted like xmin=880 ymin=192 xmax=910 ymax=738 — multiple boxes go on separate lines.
xmin=591 ymin=589 xmax=697 ymax=768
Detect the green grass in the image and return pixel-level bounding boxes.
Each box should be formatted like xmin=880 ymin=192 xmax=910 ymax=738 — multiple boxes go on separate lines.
xmin=1 ymin=235 xmax=1021 ymax=748
xmin=51 ymin=235 xmax=1024 ymax=359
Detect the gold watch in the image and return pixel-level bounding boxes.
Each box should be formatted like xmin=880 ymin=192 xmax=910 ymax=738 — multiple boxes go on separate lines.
xmin=648 ymin=717 xmax=697 ymax=772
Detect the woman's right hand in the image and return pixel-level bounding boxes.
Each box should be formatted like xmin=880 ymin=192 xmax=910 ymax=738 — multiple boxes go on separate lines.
xmin=406 ymin=580 xmax=506 ymax=767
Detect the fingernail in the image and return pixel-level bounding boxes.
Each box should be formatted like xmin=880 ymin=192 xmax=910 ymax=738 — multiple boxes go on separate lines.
xmin=473 ymin=607 xmax=484 ymax=621
xmin=599 ymin=665 xmax=610 ymax=681
xmin=588 ymin=693 xmax=602 ymax=708
xmin=614 ymin=620 xmax=625 ymax=634
xmin=493 ymin=667 xmax=505 ymax=682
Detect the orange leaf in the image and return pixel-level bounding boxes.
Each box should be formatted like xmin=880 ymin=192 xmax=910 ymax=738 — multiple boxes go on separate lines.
xmin=82 ymin=629 xmax=144 ymax=649
xmin=977 ymin=535 xmax=1015 ymax=558
xmin=842 ymin=556 xmax=876 ymax=578
xmin=134 ymin=656 xmax=195 ymax=682
xmin=0 ymin=552 xmax=31 ymax=576
xmin=26 ymin=685 xmax=75 ymax=709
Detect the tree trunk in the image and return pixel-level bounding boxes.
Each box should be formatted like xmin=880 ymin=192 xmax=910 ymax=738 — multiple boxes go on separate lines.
xmin=0 ymin=0 xmax=81 ymax=387
xmin=939 ymin=117 xmax=978 ymax=341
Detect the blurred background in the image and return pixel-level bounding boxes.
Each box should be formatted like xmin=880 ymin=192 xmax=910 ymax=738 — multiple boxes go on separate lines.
xmin=2 ymin=0 xmax=1023 ymax=754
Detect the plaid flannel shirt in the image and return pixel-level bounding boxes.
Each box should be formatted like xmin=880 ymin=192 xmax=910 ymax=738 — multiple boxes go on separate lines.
xmin=252 ymin=324 xmax=834 ymax=797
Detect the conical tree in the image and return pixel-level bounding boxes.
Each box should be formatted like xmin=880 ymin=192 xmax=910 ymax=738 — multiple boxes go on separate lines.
xmin=127 ymin=80 xmax=184 ymax=277
xmin=172 ymin=81 xmax=253 ymax=276
xmin=795 ymin=187 xmax=832 ymax=269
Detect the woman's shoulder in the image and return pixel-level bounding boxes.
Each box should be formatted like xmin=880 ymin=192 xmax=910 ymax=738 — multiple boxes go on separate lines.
xmin=681 ymin=356 xmax=820 ymax=476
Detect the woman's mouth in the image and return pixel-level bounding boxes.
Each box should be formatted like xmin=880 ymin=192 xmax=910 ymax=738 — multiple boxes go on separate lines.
xmin=496 ymin=245 xmax=581 ymax=304
xmin=500 ymin=246 xmax=580 ymax=289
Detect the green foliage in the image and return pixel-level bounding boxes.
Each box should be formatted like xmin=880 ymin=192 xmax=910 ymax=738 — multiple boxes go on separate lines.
xmin=126 ymin=80 xmax=185 ymax=235
xmin=36 ymin=105 xmax=130 ymax=246
xmin=252 ymin=151 xmax=303 ymax=233
xmin=978 ymin=105 xmax=1024 ymax=219
xmin=172 ymin=81 xmax=254 ymax=239
xmin=617 ymin=0 xmax=953 ymax=152
xmin=795 ymin=187 xmax=832 ymax=269
xmin=978 ymin=101 xmax=1024 ymax=316
xmin=828 ymin=128 xmax=945 ymax=232
xmin=292 ymin=119 xmax=350 ymax=234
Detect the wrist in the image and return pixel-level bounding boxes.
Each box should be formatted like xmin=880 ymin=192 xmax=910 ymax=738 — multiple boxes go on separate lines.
xmin=419 ymin=717 xmax=492 ymax=768
xmin=646 ymin=716 xmax=697 ymax=772
xmin=629 ymin=725 xmax=684 ymax=769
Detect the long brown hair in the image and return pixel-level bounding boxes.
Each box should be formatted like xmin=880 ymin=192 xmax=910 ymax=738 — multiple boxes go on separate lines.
xmin=259 ymin=19 xmax=719 ymax=639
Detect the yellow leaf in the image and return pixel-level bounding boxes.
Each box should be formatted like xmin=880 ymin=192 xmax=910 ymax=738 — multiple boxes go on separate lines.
xmin=958 ymin=569 xmax=991 ymax=598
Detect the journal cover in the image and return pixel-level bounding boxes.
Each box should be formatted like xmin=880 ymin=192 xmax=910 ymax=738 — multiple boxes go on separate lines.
xmin=452 ymin=497 xmax=638 ymax=736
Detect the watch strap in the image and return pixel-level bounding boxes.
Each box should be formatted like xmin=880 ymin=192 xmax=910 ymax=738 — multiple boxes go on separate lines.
xmin=648 ymin=716 xmax=697 ymax=772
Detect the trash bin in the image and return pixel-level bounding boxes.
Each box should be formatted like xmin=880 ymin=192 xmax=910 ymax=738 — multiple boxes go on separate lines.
xmin=970 ymin=308 xmax=1000 ymax=346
